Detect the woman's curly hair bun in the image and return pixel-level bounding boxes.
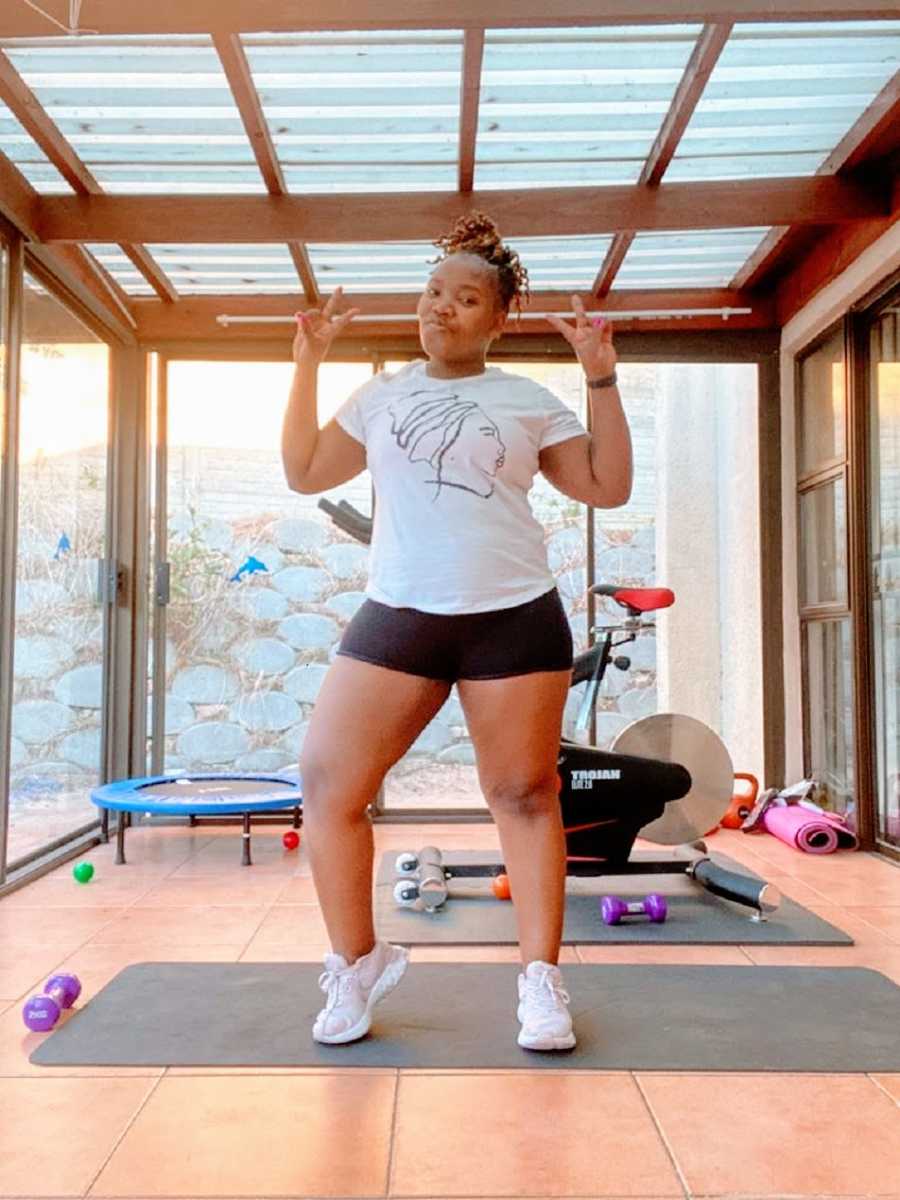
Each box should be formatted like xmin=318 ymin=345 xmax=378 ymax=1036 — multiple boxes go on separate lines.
xmin=433 ymin=211 xmax=530 ymax=312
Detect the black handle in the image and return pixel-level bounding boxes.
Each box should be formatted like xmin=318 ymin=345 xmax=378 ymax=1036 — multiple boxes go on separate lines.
xmin=689 ymin=857 xmax=778 ymax=913
xmin=317 ymin=498 xmax=372 ymax=545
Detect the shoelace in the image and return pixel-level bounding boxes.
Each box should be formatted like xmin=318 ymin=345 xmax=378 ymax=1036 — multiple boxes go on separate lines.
xmin=524 ymin=968 xmax=570 ymax=1014
xmin=318 ymin=967 xmax=355 ymax=1013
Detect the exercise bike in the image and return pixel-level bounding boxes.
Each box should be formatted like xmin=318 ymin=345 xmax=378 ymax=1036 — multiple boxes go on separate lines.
xmin=318 ymin=498 xmax=781 ymax=921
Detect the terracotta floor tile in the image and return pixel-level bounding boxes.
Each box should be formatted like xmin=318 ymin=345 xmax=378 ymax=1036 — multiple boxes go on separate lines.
xmin=390 ymin=1073 xmax=682 ymax=1196
xmin=741 ymin=943 xmax=900 ymax=984
xmin=639 ymin=1072 xmax=900 ymax=1195
xmin=0 ymin=1075 xmax=157 ymax=1196
xmin=250 ymin=905 xmax=329 ymax=945
xmin=84 ymin=905 xmax=269 ymax=947
xmin=804 ymin=878 xmax=900 ymax=907
xmin=761 ymin=872 xmax=834 ymax=907
xmin=168 ymin=857 xmax=297 ymax=879
xmin=82 ymin=834 xmax=214 ymax=873
xmin=802 ymin=905 xmax=896 ymax=946
xmin=575 ymin=944 xmax=754 ymax=965
xmin=0 ymin=873 xmax=158 ymax=908
xmin=871 ymin=1074 xmax=900 ymax=1104
xmin=89 ymin=1073 xmax=396 ymax=1197
xmin=0 ymin=907 xmax=124 ymax=946
xmin=273 ymin=875 xmax=321 ymax=903
xmin=0 ymin=946 xmax=76 ymax=1004
xmin=846 ymin=906 xmax=900 ymax=944
xmin=238 ymin=940 xmax=329 ymax=962
xmin=130 ymin=876 xmax=286 ymax=907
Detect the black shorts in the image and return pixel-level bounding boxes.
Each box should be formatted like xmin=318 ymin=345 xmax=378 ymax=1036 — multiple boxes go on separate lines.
xmin=336 ymin=588 xmax=573 ymax=683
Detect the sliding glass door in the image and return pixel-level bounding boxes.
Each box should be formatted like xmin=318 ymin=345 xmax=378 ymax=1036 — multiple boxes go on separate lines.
xmin=869 ymin=295 xmax=900 ymax=849
xmin=6 ymin=273 xmax=111 ymax=866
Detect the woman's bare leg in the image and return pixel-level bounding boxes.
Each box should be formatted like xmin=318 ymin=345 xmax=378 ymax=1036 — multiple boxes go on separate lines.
xmin=457 ymin=670 xmax=570 ymax=966
xmin=300 ymin=656 xmax=450 ymax=963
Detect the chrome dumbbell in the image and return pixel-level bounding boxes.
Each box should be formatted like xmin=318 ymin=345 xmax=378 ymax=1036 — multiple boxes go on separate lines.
xmin=393 ymin=846 xmax=448 ymax=910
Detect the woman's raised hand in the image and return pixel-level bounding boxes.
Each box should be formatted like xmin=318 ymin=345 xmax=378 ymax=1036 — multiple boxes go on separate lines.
xmin=545 ymin=294 xmax=617 ymax=381
xmin=293 ymin=287 xmax=361 ymax=365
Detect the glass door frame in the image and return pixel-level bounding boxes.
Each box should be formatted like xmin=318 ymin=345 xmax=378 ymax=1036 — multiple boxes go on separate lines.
xmin=0 ymin=229 xmax=22 ymax=885
xmin=0 ymin=236 xmax=135 ymax=890
xmin=852 ymin=271 xmax=900 ymax=860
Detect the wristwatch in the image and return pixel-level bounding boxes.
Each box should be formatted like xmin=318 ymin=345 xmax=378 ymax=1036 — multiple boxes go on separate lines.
xmin=586 ymin=371 xmax=618 ymax=389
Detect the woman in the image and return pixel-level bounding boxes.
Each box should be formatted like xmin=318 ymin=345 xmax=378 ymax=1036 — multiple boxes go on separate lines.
xmin=282 ymin=213 xmax=633 ymax=1050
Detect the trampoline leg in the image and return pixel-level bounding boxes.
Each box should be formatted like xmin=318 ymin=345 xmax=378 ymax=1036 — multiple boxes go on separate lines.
xmin=115 ymin=819 xmax=127 ymax=865
xmin=189 ymin=815 xmax=197 ymax=827
xmin=293 ymin=806 xmax=301 ymax=829
xmin=101 ymin=808 xmax=109 ymax=844
xmin=242 ymin=812 xmax=252 ymax=866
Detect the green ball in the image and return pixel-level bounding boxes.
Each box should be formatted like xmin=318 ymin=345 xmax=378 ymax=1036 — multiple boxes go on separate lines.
xmin=73 ymin=862 xmax=94 ymax=884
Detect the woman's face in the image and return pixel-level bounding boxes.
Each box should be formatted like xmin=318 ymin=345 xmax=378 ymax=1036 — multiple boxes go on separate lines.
xmin=417 ymin=254 xmax=507 ymax=366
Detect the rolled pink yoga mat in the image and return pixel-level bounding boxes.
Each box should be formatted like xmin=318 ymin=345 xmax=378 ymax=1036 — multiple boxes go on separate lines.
xmin=762 ymin=804 xmax=858 ymax=854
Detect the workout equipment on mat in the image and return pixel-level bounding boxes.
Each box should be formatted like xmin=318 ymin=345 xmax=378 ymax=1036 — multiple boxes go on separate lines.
xmin=721 ymin=773 xmax=759 ymax=829
xmin=23 ymin=973 xmax=81 ymax=1032
xmin=321 ymin=501 xmax=780 ymax=922
xmin=91 ymin=773 xmax=302 ymax=866
xmin=600 ymin=893 xmax=667 ymax=925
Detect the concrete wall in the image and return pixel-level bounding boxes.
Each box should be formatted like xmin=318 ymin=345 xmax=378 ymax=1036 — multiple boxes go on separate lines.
xmin=656 ymin=363 xmax=764 ymax=780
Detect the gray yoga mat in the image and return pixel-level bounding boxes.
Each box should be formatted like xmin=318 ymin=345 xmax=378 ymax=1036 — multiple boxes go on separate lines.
xmin=31 ymin=962 xmax=900 ymax=1071
xmin=375 ymin=850 xmax=852 ymax=946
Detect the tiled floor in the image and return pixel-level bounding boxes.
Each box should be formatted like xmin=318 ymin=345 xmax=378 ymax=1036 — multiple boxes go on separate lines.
xmin=1 ymin=822 xmax=899 ymax=1199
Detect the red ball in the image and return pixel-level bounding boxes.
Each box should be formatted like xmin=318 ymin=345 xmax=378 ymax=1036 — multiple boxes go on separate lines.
xmin=282 ymin=831 xmax=300 ymax=851
xmin=492 ymin=873 xmax=512 ymax=900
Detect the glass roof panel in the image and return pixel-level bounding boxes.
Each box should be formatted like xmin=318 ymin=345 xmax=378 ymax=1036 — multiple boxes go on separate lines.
xmin=673 ymin=20 xmax=900 ymax=181
xmin=477 ymin=25 xmax=701 ymax=190
xmin=308 ymin=236 xmax=614 ymax=294
xmin=87 ymin=243 xmax=304 ymax=294
xmin=243 ymin=31 xmax=463 ymax=194
xmin=0 ymin=98 xmax=72 ymax=193
xmin=1 ymin=35 xmax=256 ymax=194
xmin=615 ymin=229 xmax=770 ymax=289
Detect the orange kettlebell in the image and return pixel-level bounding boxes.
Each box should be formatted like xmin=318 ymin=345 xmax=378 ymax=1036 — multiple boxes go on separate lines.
xmin=721 ymin=773 xmax=760 ymax=829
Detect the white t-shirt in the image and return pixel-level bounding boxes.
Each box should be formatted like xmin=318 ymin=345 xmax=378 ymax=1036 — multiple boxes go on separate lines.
xmin=334 ymin=360 xmax=586 ymax=614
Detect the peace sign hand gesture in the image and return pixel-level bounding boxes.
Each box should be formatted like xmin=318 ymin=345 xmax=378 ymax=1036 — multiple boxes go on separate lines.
xmin=545 ymin=294 xmax=617 ymax=381
xmin=293 ymin=287 xmax=361 ymax=365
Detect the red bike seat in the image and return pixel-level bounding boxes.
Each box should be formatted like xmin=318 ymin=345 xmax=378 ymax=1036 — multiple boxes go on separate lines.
xmin=591 ymin=584 xmax=675 ymax=614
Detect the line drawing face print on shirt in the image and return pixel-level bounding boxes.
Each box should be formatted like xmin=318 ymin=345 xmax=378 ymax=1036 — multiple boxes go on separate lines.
xmin=389 ymin=389 xmax=506 ymax=499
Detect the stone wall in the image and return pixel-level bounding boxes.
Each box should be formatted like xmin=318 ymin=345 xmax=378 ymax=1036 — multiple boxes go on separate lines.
xmin=10 ymin=368 xmax=661 ymax=809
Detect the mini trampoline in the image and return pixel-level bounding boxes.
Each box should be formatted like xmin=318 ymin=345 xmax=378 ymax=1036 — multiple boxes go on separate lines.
xmin=91 ymin=773 xmax=303 ymax=866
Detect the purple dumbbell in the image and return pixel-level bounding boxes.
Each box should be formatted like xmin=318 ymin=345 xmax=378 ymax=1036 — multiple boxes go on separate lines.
xmin=600 ymin=893 xmax=668 ymax=926
xmin=22 ymin=973 xmax=82 ymax=1032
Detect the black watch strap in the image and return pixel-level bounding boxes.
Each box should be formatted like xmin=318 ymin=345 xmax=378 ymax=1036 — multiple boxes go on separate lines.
xmin=587 ymin=371 xmax=618 ymax=389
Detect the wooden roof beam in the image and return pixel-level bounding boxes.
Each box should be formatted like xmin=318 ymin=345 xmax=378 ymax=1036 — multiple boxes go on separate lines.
xmin=593 ymin=22 xmax=731 ymax=296
xmin=213 ymin=32 xmax=319 ymax=304
xmin=27 ymin=243 xmax=137 ymax=342
xmin=1 ymin=1 xmax=897 ymax=36
xmin=775 ymin=180 xmax=900 ymax=323
xmin=131 ymin=285 xmax=773 ymax=340
xmin=458 ymin=29 xmax=485 ymax=193
xmin=212 ymin=31 xmax=285 ymax=195
xmin=35 ymin=174 xmax=890 ymax=244
xmin=0 ymin=151 xmax=40 ymax=240
xmin=0 ymin=49 xmax=176 ymax=302
xmin=731 ymin=69 xmax=900 ymax=290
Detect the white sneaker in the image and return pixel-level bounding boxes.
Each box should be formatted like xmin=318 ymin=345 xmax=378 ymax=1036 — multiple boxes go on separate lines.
xmin=313 ymin=940 xmax=409 ymax=1044
xmin=516 ymin=960 xmax=577 ymax=1051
